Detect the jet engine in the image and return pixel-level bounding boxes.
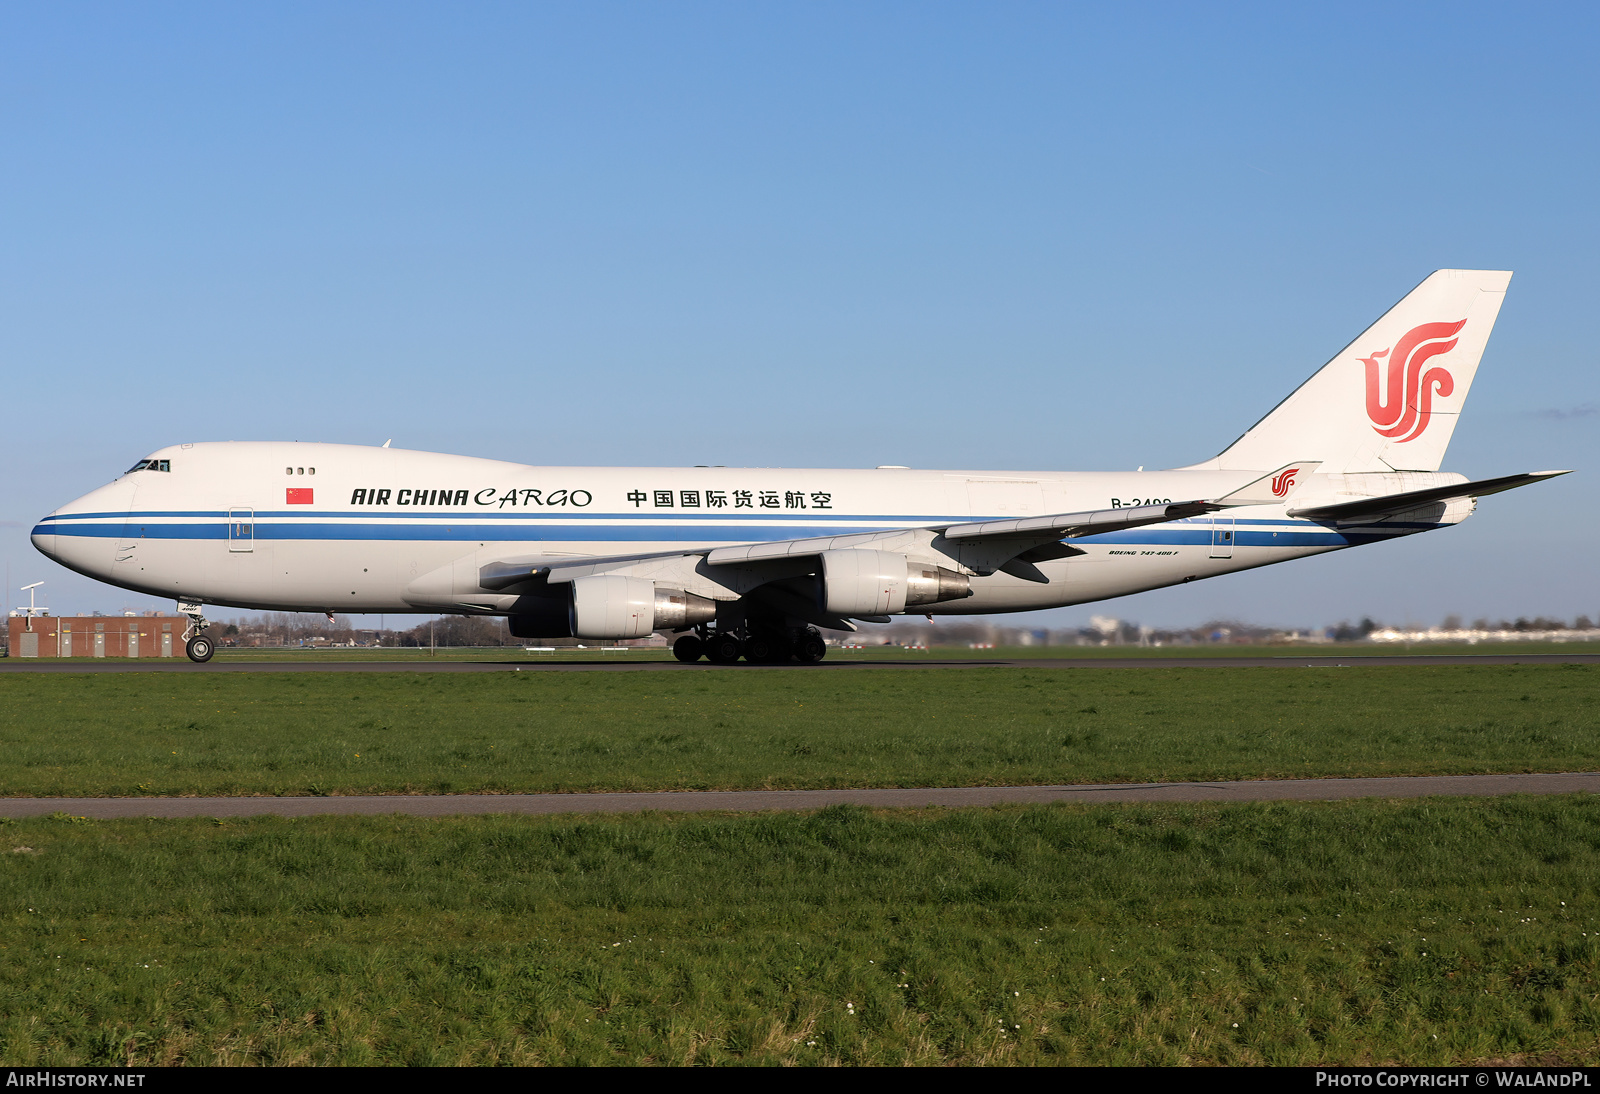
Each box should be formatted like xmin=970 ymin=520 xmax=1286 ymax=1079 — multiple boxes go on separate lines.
xmin=570 ymin=575 xmax=717 ymax=639
xmin=507 ymin=577 xmax=716 ymax=639
xmin=819 ymin=549 xmax=971 ymax=616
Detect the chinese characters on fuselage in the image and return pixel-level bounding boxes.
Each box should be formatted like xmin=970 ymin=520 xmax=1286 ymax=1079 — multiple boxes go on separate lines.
xmin=627 ymin=490 xmax=832 ymax=510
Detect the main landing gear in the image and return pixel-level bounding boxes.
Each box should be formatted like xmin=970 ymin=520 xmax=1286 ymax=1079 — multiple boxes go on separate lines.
xmin=673 ymin=626 xmax=827 ymax=665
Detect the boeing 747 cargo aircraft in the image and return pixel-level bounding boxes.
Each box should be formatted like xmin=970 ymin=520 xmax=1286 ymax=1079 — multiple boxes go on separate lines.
xmin=33 ymin=270 xmax=1567 ymax=663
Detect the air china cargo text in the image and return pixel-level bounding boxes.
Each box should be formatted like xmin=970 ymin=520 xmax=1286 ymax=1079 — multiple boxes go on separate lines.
xmin=347 ymin=488 xmax=593 ymax=508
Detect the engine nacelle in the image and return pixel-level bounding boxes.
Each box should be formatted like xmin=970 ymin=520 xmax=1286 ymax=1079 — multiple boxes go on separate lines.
xmin=569 ymin=575 xmax=716 ymax=639
xmin=819 ymin=550 xmax=971 ymax=616
xmin=507 ymin=594 xmax=574 ymax=638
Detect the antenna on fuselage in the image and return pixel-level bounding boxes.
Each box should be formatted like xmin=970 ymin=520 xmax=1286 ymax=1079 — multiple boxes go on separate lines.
xmin=382 ymin=439 xmax=392 ymax=448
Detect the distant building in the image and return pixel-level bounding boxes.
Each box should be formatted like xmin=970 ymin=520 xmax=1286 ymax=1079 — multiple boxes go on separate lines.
xmin=6 ymin=614 xmax=183 ymax=658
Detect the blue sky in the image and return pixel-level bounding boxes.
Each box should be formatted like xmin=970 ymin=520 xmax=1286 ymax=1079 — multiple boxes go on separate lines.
xmin=4 ymin=2 xmax=1596 ymax=629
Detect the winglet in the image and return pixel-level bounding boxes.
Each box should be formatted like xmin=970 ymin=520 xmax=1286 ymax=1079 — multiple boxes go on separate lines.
xmin=1213 ymin=462 xmax=1322 ymax=507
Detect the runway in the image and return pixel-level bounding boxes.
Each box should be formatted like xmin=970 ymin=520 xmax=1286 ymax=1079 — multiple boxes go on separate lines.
xmin=1 ymin=652 xmax=1597 ymax=673
xmin=3 ymin=772 xmax=1597 ymax=818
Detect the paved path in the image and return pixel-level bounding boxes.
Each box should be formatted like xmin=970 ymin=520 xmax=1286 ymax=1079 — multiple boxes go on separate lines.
xmin=1 ymin=653 xmax=1596 ymax=673
xmin=4 ymin=772 xmax=1597 ymax=818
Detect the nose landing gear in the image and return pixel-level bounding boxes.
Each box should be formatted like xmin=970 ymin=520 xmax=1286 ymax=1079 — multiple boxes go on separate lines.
xmin=177 ymin=599 xmax=215 ymax=664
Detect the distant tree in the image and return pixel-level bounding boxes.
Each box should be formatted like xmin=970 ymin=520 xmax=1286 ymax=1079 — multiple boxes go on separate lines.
xmin=1577 ymin=616 xmax=1594 ymax=631
xmin=401 ymin=615 xmax=510 ymax=647
xmin=1441 ymin=615 xmax=1462 ymax=631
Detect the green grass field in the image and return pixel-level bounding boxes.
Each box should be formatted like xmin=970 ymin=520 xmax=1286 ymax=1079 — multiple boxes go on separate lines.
xmin=1 ymin=798 xmax=1597 ymax=1065
xmin=0 ymin=665 xmax=1594 ymax=797
xmin=2 ymin=663 xmax=1597 ymax=1066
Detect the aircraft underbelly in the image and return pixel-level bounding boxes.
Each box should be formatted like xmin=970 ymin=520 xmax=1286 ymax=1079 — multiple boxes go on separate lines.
xmin=191 ymin=532 xmax=1368 ymax=614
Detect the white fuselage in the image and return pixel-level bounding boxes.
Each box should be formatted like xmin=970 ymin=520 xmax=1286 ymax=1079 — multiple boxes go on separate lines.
xmin=31 ymin=442 xmax=1468 ymax=618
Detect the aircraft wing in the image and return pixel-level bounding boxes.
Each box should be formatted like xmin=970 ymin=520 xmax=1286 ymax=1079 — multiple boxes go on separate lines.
xmin=473 ymin=501 xmax=1222 ymax=593
xmin=474 ymin=463 xmax=1322 ymax=590
xmin=478 ymin=549 xmax=706 ymax=590
xmin=1287 ymin=470 xmax=1571 ymax=523
xmin=701 ymin=499 xmax=1212 ymax=564
xmin=705 ymin=462 xmax=1319 ymax=567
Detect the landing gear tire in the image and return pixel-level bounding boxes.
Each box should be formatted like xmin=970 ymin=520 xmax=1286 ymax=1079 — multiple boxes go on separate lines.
xmin=794 ymin=633 xmax=827 ymax=663
xmin=673 ymin=635 xmax=705 ymax=663
xmin=704 ymin=633 xmax=744 ymax=664
xmin=745 ymin=634 xmax=794 ymax=663
xmin=185 ymin=634 xmax=215 ymax=664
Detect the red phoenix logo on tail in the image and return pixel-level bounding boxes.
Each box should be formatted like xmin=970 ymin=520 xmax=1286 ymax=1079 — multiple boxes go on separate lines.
xmin=1269 ymin=467 xmax=1301 ymax=498
xmin=1360 ymin=320 xmax=1466 ymax=443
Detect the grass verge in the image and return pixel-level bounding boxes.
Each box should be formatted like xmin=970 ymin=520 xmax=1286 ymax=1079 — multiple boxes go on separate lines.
xmin=0 ymin=665 xmax=1594 ymax=796
xmin=0 ymin=798 xmax=1597 ymax=1065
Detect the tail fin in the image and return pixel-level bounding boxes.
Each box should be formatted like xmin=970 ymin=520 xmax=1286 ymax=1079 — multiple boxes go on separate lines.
xmin=1184 ymin=269 xmax=1512 ymax=473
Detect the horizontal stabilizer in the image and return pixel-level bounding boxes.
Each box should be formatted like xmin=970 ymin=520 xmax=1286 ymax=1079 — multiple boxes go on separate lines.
xmin=1288 ymin=470 xmax=1571 ymax=522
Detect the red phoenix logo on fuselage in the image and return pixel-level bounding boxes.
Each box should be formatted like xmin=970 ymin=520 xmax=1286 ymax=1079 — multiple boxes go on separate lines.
xmin=1269 ymin=467 xmax=1301 ymax=498
xmin=1360 ymin=320 xmax=1466 ymax=443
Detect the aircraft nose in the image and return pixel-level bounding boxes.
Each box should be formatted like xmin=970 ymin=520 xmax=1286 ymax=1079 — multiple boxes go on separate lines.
xmin=31 ymin=478 xmax=140 ymax=575
xmin=29 ymin=514 xmax=59 ymax=563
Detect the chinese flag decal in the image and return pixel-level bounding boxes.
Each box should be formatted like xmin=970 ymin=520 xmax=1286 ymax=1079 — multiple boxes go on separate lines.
xmin=286 ymin=488 xmax=314 ymax=504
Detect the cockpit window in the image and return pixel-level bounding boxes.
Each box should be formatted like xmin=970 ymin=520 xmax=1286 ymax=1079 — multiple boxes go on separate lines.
xmin=126 ymin=459 xmax=171 ymax=473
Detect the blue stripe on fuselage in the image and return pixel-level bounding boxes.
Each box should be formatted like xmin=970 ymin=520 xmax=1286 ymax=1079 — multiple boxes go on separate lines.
xmin=34 ymin=516 xmax=1435 ymax=548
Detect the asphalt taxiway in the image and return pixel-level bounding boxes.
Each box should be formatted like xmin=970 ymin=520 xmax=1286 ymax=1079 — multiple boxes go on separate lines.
xmin=1 ymin=652 xmax=1597 ymax=673
xmin=0 ymin=772 xmax=1595 ymax=818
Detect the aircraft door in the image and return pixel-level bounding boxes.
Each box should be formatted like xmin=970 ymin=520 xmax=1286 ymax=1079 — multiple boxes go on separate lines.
xmin=228 ymin=508 xmax=255 ymax=553
xmin=1210 ymin=518 xmax=1235 ymax=559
